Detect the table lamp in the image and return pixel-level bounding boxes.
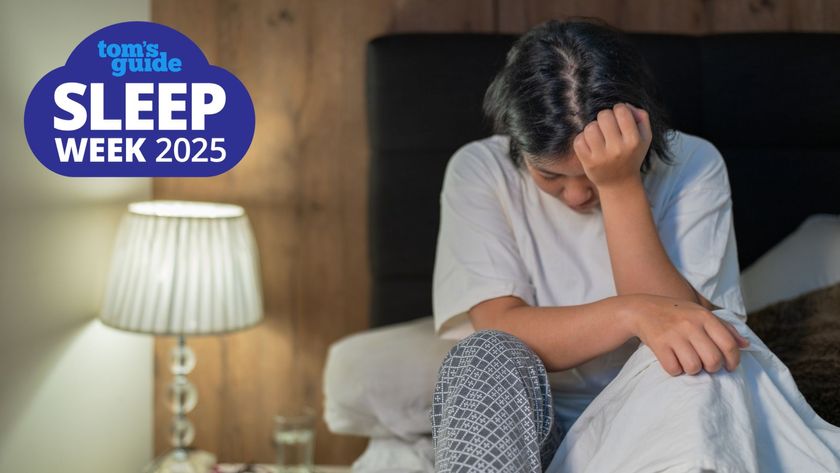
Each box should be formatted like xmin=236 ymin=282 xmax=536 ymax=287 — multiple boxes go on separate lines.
xmin=99 ymin=200 xmax=263 ymax=473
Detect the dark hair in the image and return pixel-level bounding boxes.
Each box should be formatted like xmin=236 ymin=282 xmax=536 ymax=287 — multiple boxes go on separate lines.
xmin=483 ymin=17 xmax=676 ymax=173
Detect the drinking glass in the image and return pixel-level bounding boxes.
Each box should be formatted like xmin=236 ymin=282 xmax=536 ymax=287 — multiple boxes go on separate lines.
xmin=273 ymin=406 xmax=316 ymax=473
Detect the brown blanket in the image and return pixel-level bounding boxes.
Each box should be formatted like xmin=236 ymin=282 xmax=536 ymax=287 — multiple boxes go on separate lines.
xmin=746 ymin=283 xmax=840 ymax=426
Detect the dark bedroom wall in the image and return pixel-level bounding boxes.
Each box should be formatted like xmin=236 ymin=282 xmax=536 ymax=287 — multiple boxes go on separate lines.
xmin=151 ymin=0 xmax=840 ymax=465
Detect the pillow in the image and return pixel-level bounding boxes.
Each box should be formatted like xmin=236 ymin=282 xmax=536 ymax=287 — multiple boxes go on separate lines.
xmin=740 ymin=214 xmax=840 ymax=312
xmin=322 ymin=316 xmax=456 ymax=440
xmin=746 ymin=282 xmax=840 ymax=426
xmin=351 ymin=436 xmax=434 ymax=473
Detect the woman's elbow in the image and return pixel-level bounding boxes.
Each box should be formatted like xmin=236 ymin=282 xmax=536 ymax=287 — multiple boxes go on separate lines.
xmin=468 ymin=295 xmax=529 ymax=331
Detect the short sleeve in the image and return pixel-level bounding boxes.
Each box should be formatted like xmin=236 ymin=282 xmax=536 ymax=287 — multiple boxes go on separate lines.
xmin=432 ymin=142 xmax=536 ymax=340
xmin=656 ymin=140 xmax=747 ymax=320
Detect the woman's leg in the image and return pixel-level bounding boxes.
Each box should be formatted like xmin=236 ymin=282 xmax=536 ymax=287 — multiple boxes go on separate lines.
xmin=429 ymin=329 xmax=563 ymax=472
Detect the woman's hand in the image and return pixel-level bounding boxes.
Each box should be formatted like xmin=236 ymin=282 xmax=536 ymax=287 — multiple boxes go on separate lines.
xmin=619 ymin=293 xmax=751 ymax=376
xmin=573 ymin=102 xmax=652 ymax=189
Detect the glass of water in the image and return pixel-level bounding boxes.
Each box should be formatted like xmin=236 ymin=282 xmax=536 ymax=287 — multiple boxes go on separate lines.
xmin=273 ymin=406 xmax=316 ymax=473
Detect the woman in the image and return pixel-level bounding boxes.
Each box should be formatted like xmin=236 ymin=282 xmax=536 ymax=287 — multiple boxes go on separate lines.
xmin=428 ymin=18 xmax=840 ymax=472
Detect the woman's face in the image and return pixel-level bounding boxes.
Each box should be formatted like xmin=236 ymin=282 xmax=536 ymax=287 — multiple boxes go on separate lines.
xmin=524 ymin=152 xmax=600 ymax=213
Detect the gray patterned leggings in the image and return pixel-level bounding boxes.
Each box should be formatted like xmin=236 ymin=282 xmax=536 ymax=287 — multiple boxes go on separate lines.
xmin=429 ymin=329 xmax=565 ymax=472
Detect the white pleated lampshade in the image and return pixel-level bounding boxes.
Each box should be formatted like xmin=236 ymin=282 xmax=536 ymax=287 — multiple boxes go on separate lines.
xmin=99 ymin=200 xmax=263 ymax=335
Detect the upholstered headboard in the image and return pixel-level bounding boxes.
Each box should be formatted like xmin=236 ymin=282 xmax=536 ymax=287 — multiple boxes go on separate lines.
xmin=365 ymin=32 xmax=840 ymax=328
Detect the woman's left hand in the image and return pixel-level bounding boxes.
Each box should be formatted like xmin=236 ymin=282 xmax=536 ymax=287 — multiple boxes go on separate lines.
xmin=572 ymin=102 xmax=652 ymax=189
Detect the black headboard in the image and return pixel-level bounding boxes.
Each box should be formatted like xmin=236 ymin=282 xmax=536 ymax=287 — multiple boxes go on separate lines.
xmin=366 ymin=32 xmax=840 ymax=328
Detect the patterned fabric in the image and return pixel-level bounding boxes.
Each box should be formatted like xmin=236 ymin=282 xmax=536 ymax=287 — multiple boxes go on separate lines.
xmin=430 ymin=329 xmax=564 ymax=472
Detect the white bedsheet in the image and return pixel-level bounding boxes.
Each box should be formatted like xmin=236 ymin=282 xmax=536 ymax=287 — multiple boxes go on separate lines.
xmin=545 ymin=308 xmax=840 ymax=473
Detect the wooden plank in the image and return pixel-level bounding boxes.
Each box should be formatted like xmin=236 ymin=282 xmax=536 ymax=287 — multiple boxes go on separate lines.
xmin=707 ymin=0 xmax=793 ymax=32
xmin=788 ymin=0 xmax=840 ymax=31
xmin=498 ymin=0 xmax=708 ymax=33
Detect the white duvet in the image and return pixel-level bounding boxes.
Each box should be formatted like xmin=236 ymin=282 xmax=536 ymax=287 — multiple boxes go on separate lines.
xmin=325 ymin=311 xmax=840 ymax=472
xmin=545 ymin=308 xmax=840 ymax=473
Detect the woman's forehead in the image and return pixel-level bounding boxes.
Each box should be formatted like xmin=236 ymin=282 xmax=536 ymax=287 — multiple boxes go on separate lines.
xmin=525 ymin=152 xmax=585 ymax=175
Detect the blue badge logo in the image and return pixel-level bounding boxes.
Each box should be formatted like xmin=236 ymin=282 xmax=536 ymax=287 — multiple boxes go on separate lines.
xmin=24 ymin=21 xmax=256 ymax=177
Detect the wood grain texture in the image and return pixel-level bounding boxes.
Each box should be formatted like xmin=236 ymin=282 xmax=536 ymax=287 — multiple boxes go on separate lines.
xmin=151 ymin=0 xmax=496 ymax=465
xmin=498 ymin=0 xmax=840 ymax=33
xmin=151 ymin=0 xmax=840 ymax=465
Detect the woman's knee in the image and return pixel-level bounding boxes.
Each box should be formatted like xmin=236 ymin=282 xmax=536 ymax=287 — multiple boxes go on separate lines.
xmin=441 ymin=328 xmax=546 ymax=375
xmin=432 ymin=329 xmax=558 ymax=470
xmin=448 ymin=328 xmax=527 ymax=354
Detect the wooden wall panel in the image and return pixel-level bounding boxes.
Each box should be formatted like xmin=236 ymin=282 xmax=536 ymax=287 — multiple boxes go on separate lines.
xmin=151 ymin=0 xmax=496 ymax=466
xmin=151 ymin=0 xmax=840 ymax=466
xmin=498 ymin=0 xmax=840 ymax=33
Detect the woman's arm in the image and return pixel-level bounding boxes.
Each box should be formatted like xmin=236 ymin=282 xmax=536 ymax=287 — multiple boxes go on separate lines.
xmin=576 ymin=103 xmax=717 ymax=308
xmin=469 ymin=295 xmax=634 ymax=372
xmin=468 ymin=291 xmax=740 ymax=375
xmin=562 ymin=102 xmax=748 ymax=375
xmin=598 ymin=177 xmax=717 ymax=309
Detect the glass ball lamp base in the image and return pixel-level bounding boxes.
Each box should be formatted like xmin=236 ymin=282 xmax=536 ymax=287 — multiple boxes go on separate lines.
xmin=144 ymin=447 xmax=217 ymax=473
xmin=143 ymin=338 xmax=216 ymax=473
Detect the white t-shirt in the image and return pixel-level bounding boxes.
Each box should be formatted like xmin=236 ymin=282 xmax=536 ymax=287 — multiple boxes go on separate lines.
xmin=432 ymin=129 xmax=746 ymax=403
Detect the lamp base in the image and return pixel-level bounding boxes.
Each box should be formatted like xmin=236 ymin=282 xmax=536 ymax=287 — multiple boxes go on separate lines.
xmin=144 ymin=447 xmax=217 ymax=473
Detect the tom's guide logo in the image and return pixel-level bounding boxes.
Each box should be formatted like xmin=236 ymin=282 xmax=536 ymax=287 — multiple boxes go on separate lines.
xmin=24 ymin=21 xmax=255 ymax=177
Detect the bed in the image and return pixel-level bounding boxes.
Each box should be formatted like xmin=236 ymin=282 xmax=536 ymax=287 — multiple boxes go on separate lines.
xmin=324 ymin=31 xmax=840 ymax=472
